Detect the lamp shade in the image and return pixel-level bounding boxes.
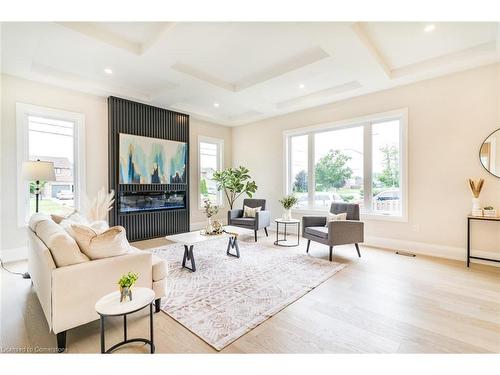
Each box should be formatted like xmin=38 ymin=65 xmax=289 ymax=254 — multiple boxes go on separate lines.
xmin=22 ymin=160 xmax=56 ymax=181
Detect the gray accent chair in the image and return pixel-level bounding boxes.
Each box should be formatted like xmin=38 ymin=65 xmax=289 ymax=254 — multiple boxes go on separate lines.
xmin=302 ymin=203 xmax=364 ymax=261
xmin=227 ymin=198 xmax=270 ymax=242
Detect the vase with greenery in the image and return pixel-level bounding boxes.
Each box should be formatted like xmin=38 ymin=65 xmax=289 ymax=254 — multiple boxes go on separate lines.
xmin=279 ymin=194 xmax=298 ymax=221
xmin=202 ymin=198 xmax=219 ymax=234
xmin=118 ymin=272 xmax=139 ymax=302
xmin=212 ymin=166 xmax=258 ymax=209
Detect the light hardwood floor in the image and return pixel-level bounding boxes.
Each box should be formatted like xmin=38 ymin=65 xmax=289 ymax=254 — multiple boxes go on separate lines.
xmin=1 ymin=233 xmax=499 ymax=354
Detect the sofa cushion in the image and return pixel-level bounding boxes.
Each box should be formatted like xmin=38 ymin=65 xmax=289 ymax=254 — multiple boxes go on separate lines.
xmin=35 ymin=219 xmax=89 ymax=267
xmin=231 ymin=217 xmax=256 ymax=227
xmin=243 ymin=205 xmax=261 ymax=218
xmin=71 ymin=224 xmax=130 ymax=260
xmin=29 ymin=213 xmax=50 ymax=231
xmin=325 ymin=212 xmax=347 ymax=226
xmin=305 ymin=226 xmax=329 ymax=239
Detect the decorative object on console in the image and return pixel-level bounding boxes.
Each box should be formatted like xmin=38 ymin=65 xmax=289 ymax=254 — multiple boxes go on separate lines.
xmin=119 ymin=133 xmax=187 ymax=184
xmin=468 ymin=178 xmax=484 ymax=216
xmin=279 ymin=194 xmax=298 ymax=221
xmin=483 ymin=206 xmax=497 ymax=217
xmin=88 ymin=187 xmax=115 ymax=222
xmin=202 ymin=198 xmax=220 ymax=234
xmin=212 ymin=166 xmax=258 ymax=209
xmin=118 ymin=272 xmax=139 ymax=302
xmin=22 ymin=159 xmax=56 ymax=213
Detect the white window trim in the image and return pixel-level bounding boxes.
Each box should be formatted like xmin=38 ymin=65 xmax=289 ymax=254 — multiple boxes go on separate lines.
xmin=197 ymin=135 xmax=224 ymax=209
xmin=16 ymin=103 xmax=86 ymax=227
xmin=283 ymin=108 xmax=408 ymax=222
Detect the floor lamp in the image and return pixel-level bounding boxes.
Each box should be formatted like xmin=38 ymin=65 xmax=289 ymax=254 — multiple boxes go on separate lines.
xmin=22 ymin=160 xmax=56 ymax=213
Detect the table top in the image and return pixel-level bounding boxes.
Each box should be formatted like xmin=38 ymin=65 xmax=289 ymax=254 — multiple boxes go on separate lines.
xmin=95 ymin=287 xmax=155 ymax=316
xmin=165 ymin=225 xmax=249 ymax=245
xmin=275 ymin=218 xmax=300 ymax=223
xmin=468 ymin=215 xmax=500 ymax=221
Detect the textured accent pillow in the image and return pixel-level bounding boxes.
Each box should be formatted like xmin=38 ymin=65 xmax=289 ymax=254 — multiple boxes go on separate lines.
xmin=243 ymin=205 xmax=261 ymax=218
xmin=71 ymin=224 xmax=130 ymax=260
xmin=35 ymin=219 xmax=89 ymax=267
xmin=28 ymin=213 xmax=51 ymax=231
xmin=325 ymin=212 xmax=347 ymax=227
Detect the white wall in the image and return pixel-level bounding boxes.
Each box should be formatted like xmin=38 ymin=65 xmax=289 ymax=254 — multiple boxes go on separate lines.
xmin=233 ymin=64 xmax=500 ymax=261
xmin=0 ymin=74 xmax=231 ymax=257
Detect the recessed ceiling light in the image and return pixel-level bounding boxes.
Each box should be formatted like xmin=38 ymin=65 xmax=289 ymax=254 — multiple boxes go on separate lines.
xmin=104 ymin=68 xmax=113 ymax=75
xmin=213 ymin=102 xmax=220 ymax=108
xmin=424 ymin=24 xmax=435 ymax=33
xmin=299 ymin=84 xmax=305 ymax=89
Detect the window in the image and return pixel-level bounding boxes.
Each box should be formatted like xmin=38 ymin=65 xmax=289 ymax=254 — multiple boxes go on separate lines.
xmin=285 ymin=109 xmax=407 ymax=220
xmin=198 ymin=136 xmax=224 ymax=207
xmin=17 ymin=103 xmax=85 ymax=225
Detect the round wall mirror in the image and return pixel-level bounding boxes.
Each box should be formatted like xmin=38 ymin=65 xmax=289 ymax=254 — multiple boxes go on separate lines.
xmin=480 ymin=128 xmax=500 ymax=178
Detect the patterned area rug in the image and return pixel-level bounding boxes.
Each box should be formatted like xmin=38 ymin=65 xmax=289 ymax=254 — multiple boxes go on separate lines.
xmin=150 ymin=238 xmax=345 ymax=350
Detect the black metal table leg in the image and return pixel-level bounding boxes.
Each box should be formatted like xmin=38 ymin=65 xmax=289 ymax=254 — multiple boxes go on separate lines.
xmin=284 ymin=223 xmax=287 ymax=241
xmin=123 ymin=315 xmax=127 ymax=341
xmin=182 ymin=245 xmax=196 ymax=272
xmin=100 ymin=315 xmax=105 ymax=354
xmin=467 ymin=217 xmax=470 ymax=267
xmin=149 ymin=303 xmax=155 ymax=354
xmin=226 ymin=236 xmax=240 ymax=258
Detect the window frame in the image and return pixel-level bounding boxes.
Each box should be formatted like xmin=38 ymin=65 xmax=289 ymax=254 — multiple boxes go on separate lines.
xmin=197 ymin=135 xmax=224 ymax=209
xmin=16 ymin=103 xmax=86 ymax=227
xmin=283 ymin=108 xmax=408 ymax=222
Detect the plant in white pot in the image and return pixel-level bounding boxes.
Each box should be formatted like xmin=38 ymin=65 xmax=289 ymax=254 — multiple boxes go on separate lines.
xmin=279 ymin=194 xmax=298 ymax=221
xmin=118 ymin=272 xmax=139 ymax=302
xmin=468 ymin=178 xmax=484 ymax=216
xmin=202 ymin=198 xmax=219 ymax=234
xmin=212 ymin=166 xmax=258 ymax=209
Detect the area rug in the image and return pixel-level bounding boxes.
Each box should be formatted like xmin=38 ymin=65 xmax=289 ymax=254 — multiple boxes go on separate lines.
xmin=150 ymin=238 xmax=345 ymax=350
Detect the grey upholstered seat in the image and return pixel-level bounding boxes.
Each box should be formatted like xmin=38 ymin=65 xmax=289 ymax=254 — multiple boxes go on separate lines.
xmin=227 ymin=198 xmax=270 ymax=242
xmin=304 ymin=226 xmax=329 ymax=239
xmin=302 ymin=203 xmax=364 ymax=261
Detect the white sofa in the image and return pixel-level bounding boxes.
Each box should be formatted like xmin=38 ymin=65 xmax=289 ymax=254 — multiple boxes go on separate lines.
xmin=27 ymin=216 xmax=167 ymax=352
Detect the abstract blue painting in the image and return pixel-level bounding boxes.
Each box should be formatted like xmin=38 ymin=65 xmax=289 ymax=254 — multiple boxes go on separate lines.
xmin=119 ymin=133 xmax=187 ymax=184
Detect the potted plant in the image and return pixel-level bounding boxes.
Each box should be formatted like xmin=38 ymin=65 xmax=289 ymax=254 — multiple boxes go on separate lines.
xmin=279 ymin=194 xmax=298 ymax=221
xmin=202 ymin=198 xmax=219 ymax=234
xmin=212 ymin=166 xmax=258 ymax=209
xmin=118 ymin=272 xmax=139 ymax=302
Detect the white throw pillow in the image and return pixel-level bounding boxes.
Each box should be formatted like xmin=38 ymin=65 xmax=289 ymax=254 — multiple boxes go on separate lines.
xmin=325 ymin=212 xmax=347 ymax=227
xmin=71 ymin=224 xmax=130 ymax=260
xmin=243 ymin=205 xmax=261 ymax=218
xmin=28 ymin=213 xmax=50 ymax=231
xmin=35 ymin=219 xmax=89 ymax=267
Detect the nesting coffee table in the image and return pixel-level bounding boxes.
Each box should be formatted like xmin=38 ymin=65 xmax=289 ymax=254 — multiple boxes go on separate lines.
xmin=165 ymin=226 xmax=245 ymax=272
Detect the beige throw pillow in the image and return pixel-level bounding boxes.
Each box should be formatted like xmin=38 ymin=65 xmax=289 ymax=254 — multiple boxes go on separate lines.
xmin=243 ymin=205 xmax=261 ymax=218
xmin=325 ymin=212 xmax=347 ymax=227
xmin=71 ymin=224 xmax=130 ymax=260
xmin=35 ymin=219 xmax=89 ymax=267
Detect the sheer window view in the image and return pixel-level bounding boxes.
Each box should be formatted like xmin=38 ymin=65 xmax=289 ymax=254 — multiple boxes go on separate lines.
xmin=288 ymin=118 xmax=402 ymax=217
xmin=28 ymin=115 xmax=75 ymax=216
xmin=372 ymin=120 xmax=401 ymax=215
xmin=199 ymin=141 xmax=221 ymax=206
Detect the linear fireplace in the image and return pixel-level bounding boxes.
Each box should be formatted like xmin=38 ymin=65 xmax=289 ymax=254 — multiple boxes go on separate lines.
xmin=119 ymin=191 xmax=186 ymax=214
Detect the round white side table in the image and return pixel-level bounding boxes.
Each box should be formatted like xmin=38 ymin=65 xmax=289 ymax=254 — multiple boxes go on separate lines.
xmin=95 ymin=287 xmax=155 ymax=354
xmin=274 ymin=218 xmax=301 ymax=247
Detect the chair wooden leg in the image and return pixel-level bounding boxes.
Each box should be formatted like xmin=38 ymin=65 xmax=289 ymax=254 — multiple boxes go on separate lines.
xmin=264 ymin=227 xmax=269 ymax=237
xmin=354 ymin=243 xmax=361 ymax=257
xmin=306 ymin=239 xmax=311 ymax=253
xmin=329 ymin=246 xmax=333 ymax=262
xmin=57 ymin=331 xmax=67 ymax=353
xmin=254 ymin=230 xmax=257 ymax=242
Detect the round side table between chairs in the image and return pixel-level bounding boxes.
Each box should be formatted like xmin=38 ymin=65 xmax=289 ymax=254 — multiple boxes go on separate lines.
xmin=95 ymin=287 xmax=155 ymax=354
xmin=274 ymin=218 xmax=300 ymax=247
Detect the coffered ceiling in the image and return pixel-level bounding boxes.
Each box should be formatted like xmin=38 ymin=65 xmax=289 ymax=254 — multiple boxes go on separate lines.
xmin=2 ymin=22 xmax=499 ymax=126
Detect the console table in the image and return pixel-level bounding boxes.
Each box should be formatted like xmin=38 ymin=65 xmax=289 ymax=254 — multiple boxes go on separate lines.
xmin=466 ymin=215 xmax=500 ymax=267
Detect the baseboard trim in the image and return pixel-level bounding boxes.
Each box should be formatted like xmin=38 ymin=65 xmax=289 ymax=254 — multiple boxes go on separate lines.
xmin=0 ymin=246 xmax=28 ymax=263
xmin=364 ymin=236 xmax=500 ymax=267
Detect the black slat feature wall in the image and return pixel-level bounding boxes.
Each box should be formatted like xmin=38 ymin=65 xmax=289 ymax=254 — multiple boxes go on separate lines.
xmin=108 ymin=96 xmax=190 ymax=241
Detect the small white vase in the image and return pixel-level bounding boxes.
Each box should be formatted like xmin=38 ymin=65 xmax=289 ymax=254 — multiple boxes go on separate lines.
xmin=205 ymin=217 xmax=214 ymax=234
xmin=282 ymin=208 xmax=292 ymax=221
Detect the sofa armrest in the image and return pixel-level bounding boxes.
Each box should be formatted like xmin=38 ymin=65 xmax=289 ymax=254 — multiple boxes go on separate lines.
xmin=51 ymin=251 xmax=152 ymax=334
xmin=328 ymin=220 xmax=364 ymax=245
xmin=227 ymin=208 xmax=244 ymax=223
xmin=302 ymin=216 xmax=327 ymax=235
xmin=255 ymin=210 xmax=271 ymax=229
